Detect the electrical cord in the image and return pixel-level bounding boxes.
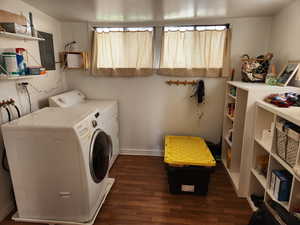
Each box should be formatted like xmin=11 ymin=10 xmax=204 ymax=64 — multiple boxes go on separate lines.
xmin=4 ymin=107 xmax=11 ymax=122
xmin=24 ymin=86 xmax=32 ymax=113
xmin=0 ymin=107 xmax=10 ymax=172
xmin=1 ymin=148 xmax=9 ymax=172
xmin=13 ymin=105 xmax=21 ymax=118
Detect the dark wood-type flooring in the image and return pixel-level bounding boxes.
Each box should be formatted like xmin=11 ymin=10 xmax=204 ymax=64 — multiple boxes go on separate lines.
xmin=1 ymin=155 xmax=252 ymax=225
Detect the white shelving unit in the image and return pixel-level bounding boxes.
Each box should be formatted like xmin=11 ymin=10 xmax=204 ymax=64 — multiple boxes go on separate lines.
xmin=248 ymin=100 xmax=300 ymax=213
xmin=222 ymin=81 xmax=300 ymax=197
xmin=0 ymin=30 xmax=46 ymax=79
xmin=0 ymin=75 xmax=47 ymax=80
xmin=0 ymin=31 xmax=44 ymax=41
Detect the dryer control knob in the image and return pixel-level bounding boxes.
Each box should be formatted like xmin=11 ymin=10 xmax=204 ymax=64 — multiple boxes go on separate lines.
xmin=92 ymin=120 xmax=98 ymax=128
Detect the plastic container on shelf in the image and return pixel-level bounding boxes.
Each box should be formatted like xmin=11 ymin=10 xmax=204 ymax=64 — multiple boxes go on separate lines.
xmin=164 ymin=136 xmax=216 ymax=195
xmin=2 ymin=52 xmax=18 ymax=75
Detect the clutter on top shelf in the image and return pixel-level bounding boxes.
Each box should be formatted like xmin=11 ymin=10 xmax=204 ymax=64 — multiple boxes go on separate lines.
xmin=241 ymin=52 xmax=273 ymax=83
xmin=265 ymin=62 xmax=300 ymax=87
xmin=275 ymin=119 xmax=300 ymax=168
xmin=265 ymin=73 xmax=278 ymax=86
xmin=0 ymin=48 xmax=46 ymax=77
xmin=276 ymin=63 xmax=300 ymax=87
xmin=265 ymin=92 xmax=300 ymax=108
xmin=0 ymin=10 xmax=27 ymax=26
xmin=0 ymin=10 xmax=40 ymax=39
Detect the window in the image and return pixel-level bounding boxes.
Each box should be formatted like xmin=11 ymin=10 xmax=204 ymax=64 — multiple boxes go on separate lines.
xmin=158 ymin=25 xmax=231 ymax=77
xmin=91 ymin=27 xmax=154 ymax=76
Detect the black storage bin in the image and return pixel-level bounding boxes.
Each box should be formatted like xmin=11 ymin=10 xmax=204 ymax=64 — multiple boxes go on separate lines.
xmin=165 ymin=165 xmax=214 ymax=195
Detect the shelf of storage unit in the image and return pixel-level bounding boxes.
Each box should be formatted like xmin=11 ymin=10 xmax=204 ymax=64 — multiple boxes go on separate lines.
xmin=247 ymin=99 xmax=300 ymax=213
xmin=251 ymin=169 xmax=267 ymax=189
xmin=266 ymin=188 xmax=289 ymax=211
xmin=226 ymin=114 xmax=234 ymax=121
xmin=0 ymin=74 xmax=47 ymax=80
xmin=228 ymin=93 xmax=237 ymax=100
xmin=271 ymin=153 xmax=296 ymax=178
xmin=254 ymin=138 xmax=271 ymax=153
xmin=0 ymin=31 xmax=44 ymax=41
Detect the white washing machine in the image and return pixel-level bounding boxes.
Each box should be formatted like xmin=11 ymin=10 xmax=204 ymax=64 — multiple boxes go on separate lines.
xmin=49 ymin=90 xmax=119 ymax=169
xmin=1 ymin=107 xmax=114 ymax=224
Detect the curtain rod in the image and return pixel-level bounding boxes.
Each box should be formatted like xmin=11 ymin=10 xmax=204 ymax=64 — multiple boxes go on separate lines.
xmin=165 ymin=23 xmax=230 ymax=28
xmin=92 ymin=23 xmax=230 ymax=30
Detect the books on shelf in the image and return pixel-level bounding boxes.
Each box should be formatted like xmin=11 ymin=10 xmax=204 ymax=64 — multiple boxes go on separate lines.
xmin=270 ymin=170 xmax=292 ymax=202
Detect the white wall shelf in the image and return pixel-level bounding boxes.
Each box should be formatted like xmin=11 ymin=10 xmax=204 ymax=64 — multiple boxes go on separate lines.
xmin=0 ymin=31 xmax=44 ymax=41
xmin=248 ymin=100 xmax=300 ymax=214
xmin=0 ymin=75 xmax=47 ymax=80
xmin=222 ymin=81 xmax=300 ymax=198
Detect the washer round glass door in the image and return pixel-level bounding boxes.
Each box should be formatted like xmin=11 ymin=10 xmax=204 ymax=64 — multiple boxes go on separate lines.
xmin=89 ymin=129 xmax=112 ymax=183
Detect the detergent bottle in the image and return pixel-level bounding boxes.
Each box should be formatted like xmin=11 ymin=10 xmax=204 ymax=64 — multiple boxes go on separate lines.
xmin=16 ymin=48 xmax=26 ymax=75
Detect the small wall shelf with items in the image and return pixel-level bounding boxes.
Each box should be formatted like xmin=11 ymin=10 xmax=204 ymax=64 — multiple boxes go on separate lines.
xmin=0 ymin=48 xmax=47 ymax=79
xmin=222 ymin=81 xmax=300 ymax=198
xmin=0 ymin=74 xmax=47 ymax=80
xmin=59 ymin=51 xmax=88 ymax=70
xmin=0 ymin=31 xmax=44 ymax=41
xmin=248 ymin=99 xmax=300 ymax=215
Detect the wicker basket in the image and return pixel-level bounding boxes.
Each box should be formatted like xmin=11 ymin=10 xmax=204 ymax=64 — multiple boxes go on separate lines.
xmin=286 ymin=129 xmax=300 ymax=167
xmin=276 ymin=122 xmax=287 ymax=160
xmin=275 ymin=121 xmax=300 ymax=167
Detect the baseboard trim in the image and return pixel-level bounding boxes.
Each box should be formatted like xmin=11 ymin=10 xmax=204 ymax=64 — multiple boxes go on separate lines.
xmin=120 ymin=148 xmax=163 ymax=157
xmin=0 ymin=201 xmax=14 ymax=222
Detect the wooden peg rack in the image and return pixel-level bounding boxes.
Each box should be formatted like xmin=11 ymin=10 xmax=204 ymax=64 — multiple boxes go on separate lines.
xmin=166 ymin=80 xmax=198 ymax=86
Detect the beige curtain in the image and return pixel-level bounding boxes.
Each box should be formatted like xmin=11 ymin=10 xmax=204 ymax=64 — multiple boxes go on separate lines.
xmin=91 ymin=30 xmax=154 ymax=76
xmin=158 ymin=29 xmax=231 ymax=77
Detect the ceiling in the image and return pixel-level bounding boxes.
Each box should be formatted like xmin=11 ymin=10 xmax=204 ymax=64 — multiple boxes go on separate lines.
xmin=22 ymin=0 xmax=293 ymax=23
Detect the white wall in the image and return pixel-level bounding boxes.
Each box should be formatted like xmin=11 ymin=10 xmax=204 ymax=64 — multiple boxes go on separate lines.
xmin=61 ymin=17 xmax=272 ymax=153
xmin=0 ymin=0 xmax=67 ymax=221
xmin=270 ymin=0 xmax=300 ymax=80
